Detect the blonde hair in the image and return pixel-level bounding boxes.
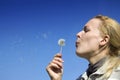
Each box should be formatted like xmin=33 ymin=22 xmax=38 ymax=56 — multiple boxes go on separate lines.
xmin=94 ymin=15 xmax=120 ymax=79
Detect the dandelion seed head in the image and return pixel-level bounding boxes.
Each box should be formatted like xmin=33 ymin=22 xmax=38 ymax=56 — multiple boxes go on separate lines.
xmin=58 ymin=39 xmax=65 ymax=46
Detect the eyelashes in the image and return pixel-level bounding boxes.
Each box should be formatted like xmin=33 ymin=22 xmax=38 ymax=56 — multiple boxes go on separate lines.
xmin=83 ymin=26 xmax=90 ymax=33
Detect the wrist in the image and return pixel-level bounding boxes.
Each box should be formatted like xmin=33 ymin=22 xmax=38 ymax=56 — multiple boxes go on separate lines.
xmin=51 ymin=77 xmax=62 ymax=80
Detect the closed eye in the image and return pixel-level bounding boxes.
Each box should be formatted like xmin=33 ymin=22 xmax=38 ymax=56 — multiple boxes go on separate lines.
xmin=83 ymin=26 xmax=90 ymax=32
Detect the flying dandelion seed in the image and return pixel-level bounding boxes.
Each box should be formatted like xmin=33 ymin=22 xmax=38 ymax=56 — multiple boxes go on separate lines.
xmin=58 ymin=39 xmax=65 ymax=53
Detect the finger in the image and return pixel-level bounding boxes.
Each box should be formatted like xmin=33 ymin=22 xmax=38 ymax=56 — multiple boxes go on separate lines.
xmin=47 ymin=61 xmax=62 ymax=70
xmin=52 ymin=59 xmax=63 ymax=68
xmin=54 ymin=53 xmax=62 ymax=58
xmin=54 ymin=57 xmax=64 ymax=63
xmin=46 ymin=62 xmax=63 ymax=77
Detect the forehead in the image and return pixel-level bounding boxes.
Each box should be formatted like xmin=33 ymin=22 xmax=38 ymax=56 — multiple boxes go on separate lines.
xmin=85 ymin=18 xmax=101 ymax=29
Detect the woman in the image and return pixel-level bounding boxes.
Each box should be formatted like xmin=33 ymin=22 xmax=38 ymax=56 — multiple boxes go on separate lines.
xmin=46 ymin=15 xmax=120 ymax=80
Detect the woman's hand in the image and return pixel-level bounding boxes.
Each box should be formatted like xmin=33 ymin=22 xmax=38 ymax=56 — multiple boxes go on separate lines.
xmin=46 ymin=53 xmax=64 ymax=80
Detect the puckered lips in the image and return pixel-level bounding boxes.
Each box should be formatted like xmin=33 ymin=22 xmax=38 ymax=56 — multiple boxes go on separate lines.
xmin=75 ymin=41 xmax=80 ymax=48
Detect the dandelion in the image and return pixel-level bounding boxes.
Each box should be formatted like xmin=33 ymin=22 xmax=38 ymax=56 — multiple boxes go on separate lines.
xmin=58 ymin=39 xmax=65 ymax=53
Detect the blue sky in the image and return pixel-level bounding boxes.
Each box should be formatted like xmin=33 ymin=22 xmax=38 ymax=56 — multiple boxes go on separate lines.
xmin=0 ymin=0 xmax=120 ymax=80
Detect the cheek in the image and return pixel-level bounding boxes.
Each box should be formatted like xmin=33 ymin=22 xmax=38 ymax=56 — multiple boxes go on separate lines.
xmin=84 ymin=34 xmax=100 ymax=47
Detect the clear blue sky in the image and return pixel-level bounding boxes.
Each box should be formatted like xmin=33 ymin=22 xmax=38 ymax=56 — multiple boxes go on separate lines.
xmin=0 ymin=0 xmax=120 ymax=80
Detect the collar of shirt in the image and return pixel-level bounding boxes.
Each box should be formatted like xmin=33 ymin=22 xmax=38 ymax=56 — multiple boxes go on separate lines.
xmin=86 ymin=57 xmax=107 ymax=77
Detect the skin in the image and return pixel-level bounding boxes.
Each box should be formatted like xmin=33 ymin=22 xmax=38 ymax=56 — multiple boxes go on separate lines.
xmin=46 ymin=53 xmax=63 ymax=80
xmin=46 ymin=18 xmax=109 ymax=80
xmin=76 ymin=18 xmax=109 ymax=64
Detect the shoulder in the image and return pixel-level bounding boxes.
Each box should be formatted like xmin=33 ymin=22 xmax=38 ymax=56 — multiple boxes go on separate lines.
xmin=108 ymin=65 xmax=120 ymax=80
xmin=76 ymin=72 xmax=88 ymax=80
xmin=114 ymin=65 xmax=120 ymax=72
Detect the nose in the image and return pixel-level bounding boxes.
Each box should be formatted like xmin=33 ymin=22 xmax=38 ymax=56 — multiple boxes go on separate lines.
xmin=76 ymin=31 xmax=83 ymax=38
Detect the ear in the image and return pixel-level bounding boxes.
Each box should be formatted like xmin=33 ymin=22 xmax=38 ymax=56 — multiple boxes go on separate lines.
xmin=100 ymin=35 xmax=110 ymax=46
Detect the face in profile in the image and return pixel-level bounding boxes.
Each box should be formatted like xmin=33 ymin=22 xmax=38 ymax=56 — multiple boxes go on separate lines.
xmin=76 ymin=18 xmax=104 ymax=59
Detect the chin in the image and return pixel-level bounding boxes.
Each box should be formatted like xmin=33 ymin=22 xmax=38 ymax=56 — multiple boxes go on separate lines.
xmin=76 ymin=51 xmax=87 ymax=58
xmin=76 ymin=51 xmax=82 ymax=57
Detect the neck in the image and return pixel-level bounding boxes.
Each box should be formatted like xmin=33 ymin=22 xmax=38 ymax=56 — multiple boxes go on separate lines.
xmin=88 ymin=46 xmax=109 ymax=65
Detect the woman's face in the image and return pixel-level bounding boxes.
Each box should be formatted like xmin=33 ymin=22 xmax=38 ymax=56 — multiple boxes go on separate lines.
xmin=76 ymin=18 xmax=103 ymax=59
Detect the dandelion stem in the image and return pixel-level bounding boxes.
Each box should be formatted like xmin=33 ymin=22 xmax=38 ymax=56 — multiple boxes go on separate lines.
xmin=59 ymin=46 xmax=62 ymax=54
